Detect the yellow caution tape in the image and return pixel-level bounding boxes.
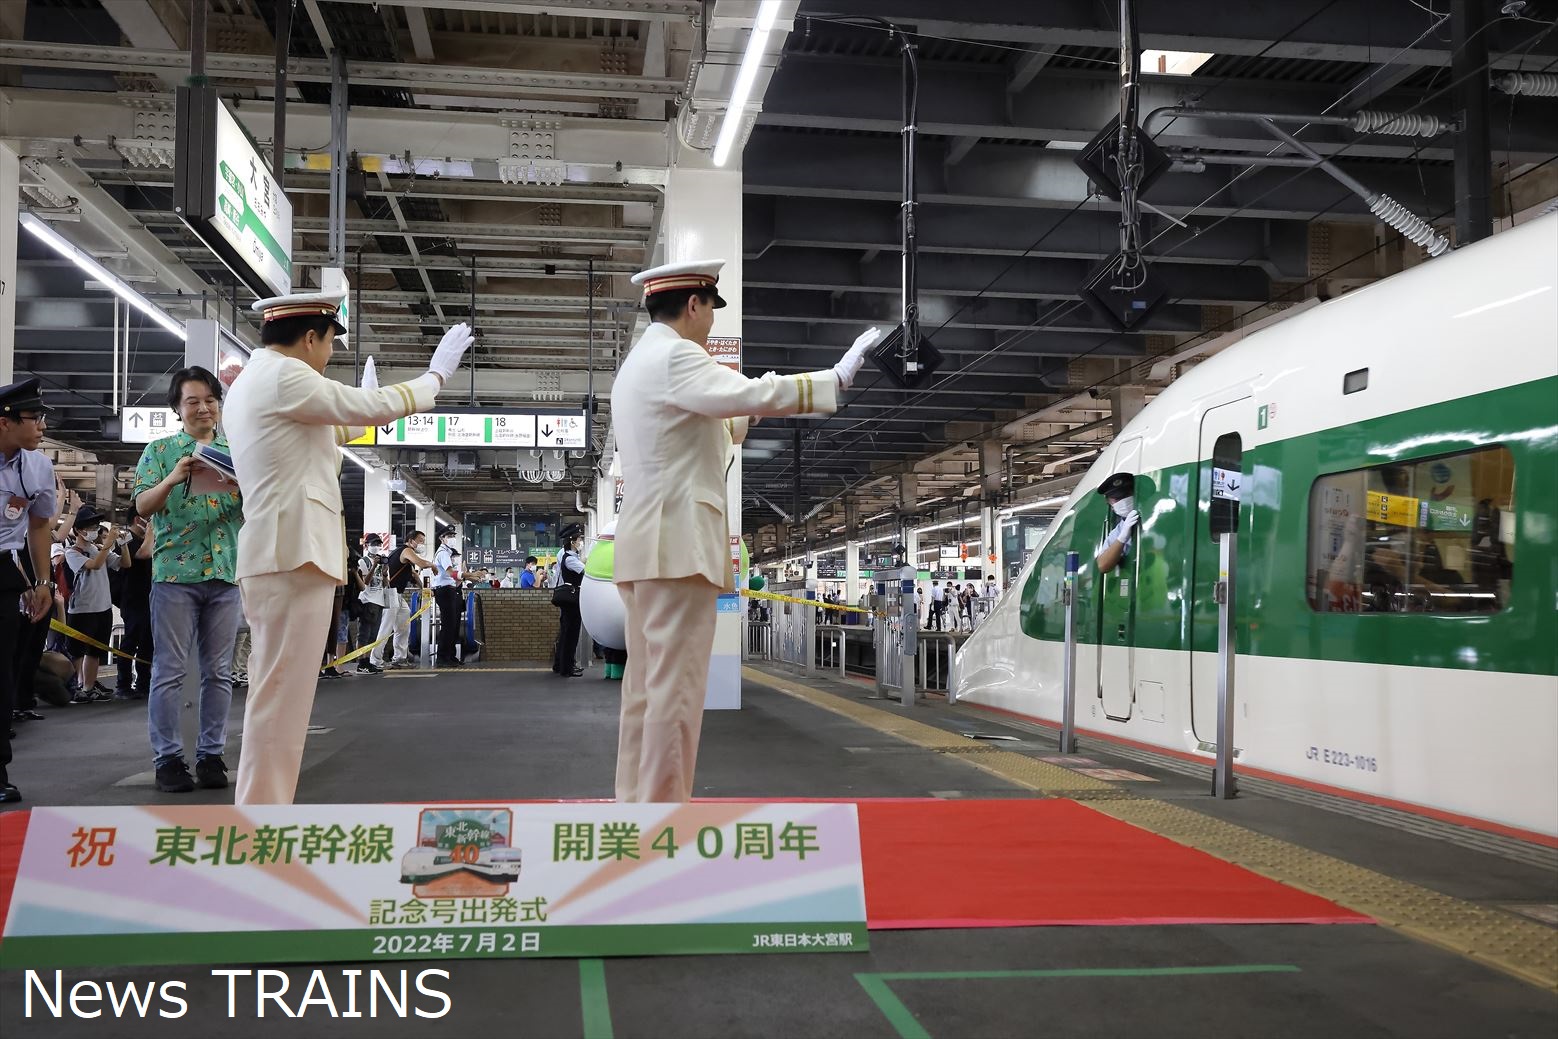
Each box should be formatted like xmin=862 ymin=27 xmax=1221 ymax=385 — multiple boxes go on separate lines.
xmin=322 ymin=595 xmax=433 ymax=671
xmin=49 ymin=618 xmax=149 ymax=665
xmin=739 ymin=587 xmax=885 ymax=618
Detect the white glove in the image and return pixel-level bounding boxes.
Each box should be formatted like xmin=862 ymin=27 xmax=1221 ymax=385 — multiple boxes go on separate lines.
xmin=833 ymin=326 xmax=883 ymax=390
xmin=428 ymin=323 xmax=474 ymax=384
xmin=1112 ymin=511 xmax=1140 ymax=547
xmin=360 ymin=356 xmax=379 ymax=392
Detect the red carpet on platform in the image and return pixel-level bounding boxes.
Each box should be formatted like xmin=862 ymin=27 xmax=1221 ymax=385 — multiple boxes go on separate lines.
xmin=856 ymin=799 xmax=1370 ymax=928
xmin=0 ymin=801 xmax=1368 ymax=938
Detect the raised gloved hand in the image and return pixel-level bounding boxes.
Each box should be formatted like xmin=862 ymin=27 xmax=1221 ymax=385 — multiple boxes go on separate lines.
xmin=360 ymin=356 xmax=379 ymax=392
xmin=833 ymin=326 xmax=883 ymax=390
xmin=1112 ymin=510 xmax=1141 ymax=546
xmin=428 ymin=323 xmax=474 ymax=384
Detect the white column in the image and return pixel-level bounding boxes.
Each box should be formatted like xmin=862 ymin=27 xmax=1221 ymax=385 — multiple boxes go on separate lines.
xmin=415 ymin=502 xmax=434 ymax=541
xmin=845 ymin=541 xmax=860 ymax=602
xmin=665 ymin=150 xmax=743 ymax=710
xmin=0 ymin=143 xmax=18 ymax=385
xmin=363 ymin=467 xmax=392 ymax=541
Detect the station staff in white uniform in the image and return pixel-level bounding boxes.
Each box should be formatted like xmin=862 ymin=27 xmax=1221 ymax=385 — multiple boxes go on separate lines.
xmin=609 ymin=259 xmax=882 ymax=802
xmin=222 ymin=294 xmax=473 ymax=803
xmin=432 ymin=529 xmax=464 ymax=667
xmin=1095 ymin=472 xmax=1140 ymax=575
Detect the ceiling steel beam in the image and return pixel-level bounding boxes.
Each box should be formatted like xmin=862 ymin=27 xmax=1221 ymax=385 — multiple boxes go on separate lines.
xmin=743 ymin=128 xmax=1460 ymax=221
xmin=745 ymin=247 xmax=1271 ymax=305
xmin=745 ymin=195 xmax=1308 ymax=277
xmin=0 ymin=41 xmax=684 ymax=99
xmin=92 ymin=168 xmax=661 ymax=206
xmin=321 ymin=0 xmax=703 ymax=21
xmin=799 ymin=1 xmax=1558 ymax=68
xmin=745 ymin=287 xmax=1200 ymax=335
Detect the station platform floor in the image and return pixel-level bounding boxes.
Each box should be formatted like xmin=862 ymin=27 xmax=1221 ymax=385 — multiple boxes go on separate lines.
xmin=2 ymin=659 xmax=1555 ymax=1038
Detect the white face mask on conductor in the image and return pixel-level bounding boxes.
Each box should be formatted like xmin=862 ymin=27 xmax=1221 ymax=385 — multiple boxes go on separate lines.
xmin=1111 ymin=496 xmax=1135 ymax=518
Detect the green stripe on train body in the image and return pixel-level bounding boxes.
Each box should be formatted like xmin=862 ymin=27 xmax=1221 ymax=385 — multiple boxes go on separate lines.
xmin=1021 ymin=376 xmax=1557 ymax=677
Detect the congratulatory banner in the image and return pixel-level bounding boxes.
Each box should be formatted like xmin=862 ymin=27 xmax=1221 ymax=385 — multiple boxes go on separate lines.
xmin=1 ymin=803 xmax=867 ymax=968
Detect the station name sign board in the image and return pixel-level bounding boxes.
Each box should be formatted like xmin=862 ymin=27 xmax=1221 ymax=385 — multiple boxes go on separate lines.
xmin=175 ymin=86 xmax=294 ymax=298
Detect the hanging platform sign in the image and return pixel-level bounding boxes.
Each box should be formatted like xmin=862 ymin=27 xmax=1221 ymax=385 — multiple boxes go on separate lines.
xmin=118 ymin=406 xmax=182 ymax=444
xmin=0 ymin=803 xmax=866 ymax=968
xmin=174 ymin=87 xmax=293 ymax=298
xmin=373 ymin=410 xmax=570 ymax=449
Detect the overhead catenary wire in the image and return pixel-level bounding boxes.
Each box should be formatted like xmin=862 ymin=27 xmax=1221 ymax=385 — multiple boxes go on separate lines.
xmin=749 ymin=14 xmax=1558 ymax=494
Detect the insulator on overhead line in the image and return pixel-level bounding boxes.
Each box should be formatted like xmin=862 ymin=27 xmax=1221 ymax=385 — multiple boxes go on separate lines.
xmin=1496 ymin=71 xmax=1558 ymax=97
xmin=1369 ymin=194 xmax=1450 ymax=257
xmin=1349 ymin=110 xmax=1448 ymax=137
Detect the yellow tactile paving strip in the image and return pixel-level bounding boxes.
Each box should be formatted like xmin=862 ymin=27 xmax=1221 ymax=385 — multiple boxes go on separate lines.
xmin=744 ymin=666 xmax=1558 ymax=992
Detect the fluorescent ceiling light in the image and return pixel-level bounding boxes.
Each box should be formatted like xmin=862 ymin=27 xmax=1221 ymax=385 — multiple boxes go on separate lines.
xmin=1046 ymin=140 xmax=1087 ymax=151
xmin=19 ymin=212 xmax=187 ymax=340
xmin=999 ymin=495 xmax=1069 ymax=517
xmin=1141 ymin=50 xmax=1213 ymax=76
xmin=338 ymin=446 xmax=372 ymax=472
xmin=915 ymin=516 xmax=982 ymax=535
xmin=713 ymin=0 xmax=781 ymax=166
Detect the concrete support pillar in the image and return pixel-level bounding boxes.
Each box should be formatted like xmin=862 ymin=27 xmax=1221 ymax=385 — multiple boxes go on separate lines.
xmin=845 ymin=541 xmax=860 ymax=602
xmin=665 ymin=149 xmax=743 ymax=710
xmin=1110 ymin=386 xmax=1146 ymax=437
xmin=0 ymin=143 xmax=17 ymax=385
xmin=95 ymin=464 xmax=116 ymax=516
xmin=363 ymin=467 xmax=392 ymax=539
xmin=415 ymin=502 xmax=435 ymax=545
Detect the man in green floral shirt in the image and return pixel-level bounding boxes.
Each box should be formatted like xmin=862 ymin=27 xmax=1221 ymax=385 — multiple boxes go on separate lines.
xmin=133 ymin=366 xmax=245 ymax=794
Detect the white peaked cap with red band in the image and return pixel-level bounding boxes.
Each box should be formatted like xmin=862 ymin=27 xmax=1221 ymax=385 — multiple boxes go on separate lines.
xmin=630 ymin=260 xmax=728 ymax=309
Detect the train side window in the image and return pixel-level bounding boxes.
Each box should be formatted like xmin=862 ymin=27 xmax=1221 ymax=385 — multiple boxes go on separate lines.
xmin=1307 ymin=446 xmax=1515 ymax=614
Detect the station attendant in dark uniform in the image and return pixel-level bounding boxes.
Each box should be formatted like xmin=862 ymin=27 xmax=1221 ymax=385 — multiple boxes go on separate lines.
xmin=552 ymin=523 xmax=586 ymax=677
xmin=0 ymin=380 xmax=58 ymax=804
xmin=1094 ymin=472 xmax=1140 ymax=575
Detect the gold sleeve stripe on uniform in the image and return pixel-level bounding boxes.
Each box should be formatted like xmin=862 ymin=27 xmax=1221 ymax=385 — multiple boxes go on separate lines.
xmin=393 ymin=383 xmax=415 ymax=415
xmin=801 ymin=373 xmax=814 ymax=414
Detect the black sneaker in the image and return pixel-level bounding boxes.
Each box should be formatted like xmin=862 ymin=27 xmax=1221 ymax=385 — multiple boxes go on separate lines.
xmin=195 ymin=756 xmax=229 ymax=789
xmin=355 ymin=661 xmax=383 ymax=674
xmin=319 ymin=668 xmax=343 ymax=681
xmin=155 ymin=759 xmax=195 ymax=793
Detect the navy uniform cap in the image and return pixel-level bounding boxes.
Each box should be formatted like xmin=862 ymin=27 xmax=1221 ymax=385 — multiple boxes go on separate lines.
xmin=1096 ymin=472 xmax=1135 ymax=499
xmin=0 ymin=378 xmax=51 ymax=418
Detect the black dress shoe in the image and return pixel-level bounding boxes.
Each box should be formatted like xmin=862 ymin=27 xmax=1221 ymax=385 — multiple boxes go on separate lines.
xmin=0 ymin=784 xmax=22 ymax=804
xmin=13 ymin=709 xmax=44 ymax=721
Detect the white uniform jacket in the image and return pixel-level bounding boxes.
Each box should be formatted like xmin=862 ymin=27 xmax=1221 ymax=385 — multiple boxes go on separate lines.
xmin=224 ymin=348 xmax=438 ymax=583
xmin=610 ymin=322 xmax=840 ymax=591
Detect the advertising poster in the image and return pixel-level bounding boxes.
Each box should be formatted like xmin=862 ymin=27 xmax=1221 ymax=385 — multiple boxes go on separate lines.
xmin=2 ymin=803 xmax=867 ymax=968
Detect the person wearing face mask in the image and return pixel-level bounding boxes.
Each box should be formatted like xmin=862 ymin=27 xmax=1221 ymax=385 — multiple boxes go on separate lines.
xmin=372 ymin=529 xmax=432 ymax=670
xmin=62 ymin=505 xmax=129 ymax=700
xmin=111 ymin=506 xmax=155 ymax=701
xmin=432 ymin=529 xmax=465 ymax=667
xmin=222 ymin=294 xmax=473 ymax=804
xmin=1094 ymin=473 xmax=1140 ymax=575
xmin=552 ymin=524 xmax=586 ymax=677
xmin=520 ymin=556 xmax=539 ymax=589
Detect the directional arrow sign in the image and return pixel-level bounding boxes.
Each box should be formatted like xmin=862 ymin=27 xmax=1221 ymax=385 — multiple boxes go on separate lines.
xmin=120 ymin=407 xmax=181 ymax=444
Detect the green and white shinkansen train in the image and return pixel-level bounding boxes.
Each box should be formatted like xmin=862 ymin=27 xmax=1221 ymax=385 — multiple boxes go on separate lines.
xmin=954 ymin=213 xmax=1558 ymax=843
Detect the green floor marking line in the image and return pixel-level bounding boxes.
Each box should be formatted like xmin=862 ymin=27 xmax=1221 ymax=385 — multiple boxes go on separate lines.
xmin=854 ymin=965 xmax=1300 ymax=1039
xmin=579 ymin=959 xmax=614 ymax=1039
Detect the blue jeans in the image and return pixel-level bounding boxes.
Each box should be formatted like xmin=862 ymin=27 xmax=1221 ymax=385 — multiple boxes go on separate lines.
xmin=149 ymin=580 xmax=243 ymax=765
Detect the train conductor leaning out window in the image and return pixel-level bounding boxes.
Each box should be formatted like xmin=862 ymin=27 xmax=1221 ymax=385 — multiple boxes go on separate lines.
xmin=1094 ymin=472 xmax=1140 ymax=575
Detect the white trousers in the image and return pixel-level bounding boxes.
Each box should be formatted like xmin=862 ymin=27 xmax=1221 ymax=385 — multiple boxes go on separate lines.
xmin=614 ymin=576 xmax=719 ymax=803
xmin=369 ymin=592 xmax=411 ymax=665
xmin=235 ymin=565 xmax=336 ymax=805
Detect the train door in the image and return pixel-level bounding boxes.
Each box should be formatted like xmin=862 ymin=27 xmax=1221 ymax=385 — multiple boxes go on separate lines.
xmin=1097 ymin=438 xmax=1141 ymax=721
xmin=1190 ymin=398 xmax=1252 ymax=745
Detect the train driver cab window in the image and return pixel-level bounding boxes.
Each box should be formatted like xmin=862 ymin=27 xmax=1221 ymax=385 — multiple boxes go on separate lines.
xmin=1307 ymin=446 xmax=1515 ymax=614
